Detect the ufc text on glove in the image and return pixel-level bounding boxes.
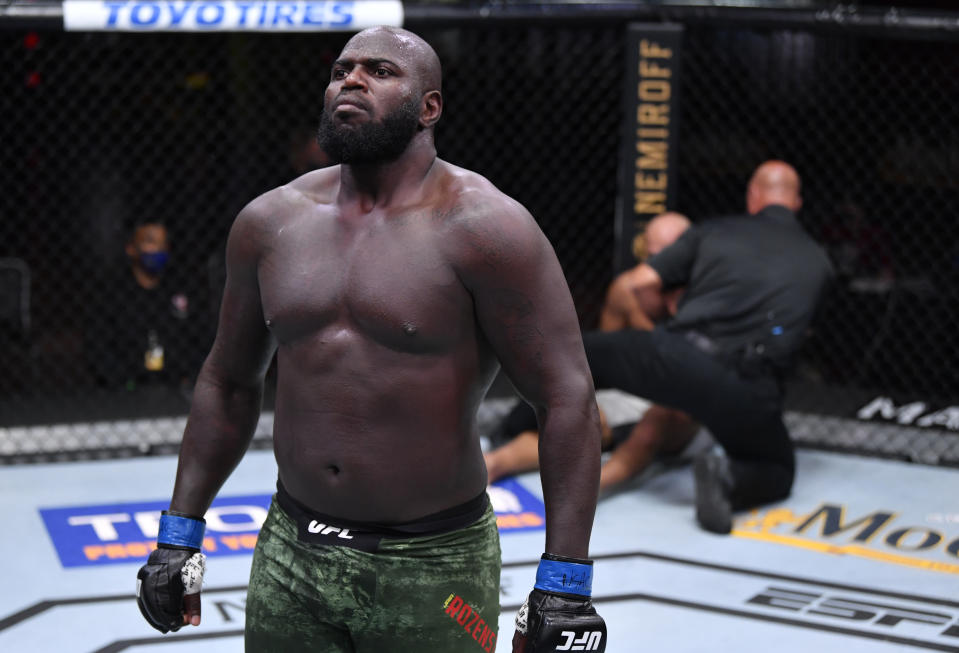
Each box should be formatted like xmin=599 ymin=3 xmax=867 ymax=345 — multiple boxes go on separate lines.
xmin=513 ymin=554 xmax=607 ymax=652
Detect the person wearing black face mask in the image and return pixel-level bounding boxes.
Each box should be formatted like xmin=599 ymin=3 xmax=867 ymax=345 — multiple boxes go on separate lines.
xmin=84 ymin=219 xmax=210 ymax=401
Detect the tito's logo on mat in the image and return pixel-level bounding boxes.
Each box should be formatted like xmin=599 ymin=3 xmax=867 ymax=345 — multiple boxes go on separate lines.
xmin=39 ymin=483 xmax=546 ymax=568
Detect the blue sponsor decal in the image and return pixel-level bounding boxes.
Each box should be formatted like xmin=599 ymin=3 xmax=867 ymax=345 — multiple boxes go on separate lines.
xmin=40 ymin=480 xmax=546 ymax=567
xmin=488 ymin=478 xmax=547 ymax=534
xmin=40 ymin=494 xmax=271 ymax=568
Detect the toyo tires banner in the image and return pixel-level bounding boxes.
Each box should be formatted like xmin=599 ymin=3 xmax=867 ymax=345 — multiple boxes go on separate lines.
xmin=62 ymin=0 xmax=403 ymax=32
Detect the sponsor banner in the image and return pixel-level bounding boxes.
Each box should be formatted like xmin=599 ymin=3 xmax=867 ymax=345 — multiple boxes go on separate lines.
xmin=615 ymin=23 xmax=683 ymax=273
xmin=62 ymin=1 xmax=403 ymax=32
xmin=734 ymin=502 xmax=959 ymax=575
xmin=40 ymin=494 xmax=271 ymax=568
xmin=487 ymin=477 xmax=547 ymax=534
xmin=856 ymin=395 xmax=959 ymax=432
xmin=785 ymin=380 xmax=959 ymax=435
xmin=41 ymin=482 xmax=545 ymax=568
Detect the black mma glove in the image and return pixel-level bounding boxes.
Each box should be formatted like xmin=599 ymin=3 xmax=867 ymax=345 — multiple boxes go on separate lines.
xmin=512 ymin=553 xmax=607 ymax=652
xmin=136 ymin=511 xmax=207 ymax=633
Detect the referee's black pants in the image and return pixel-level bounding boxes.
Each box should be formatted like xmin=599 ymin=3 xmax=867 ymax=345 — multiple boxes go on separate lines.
xmin=500 ymin=327 xmax=794 ymax=510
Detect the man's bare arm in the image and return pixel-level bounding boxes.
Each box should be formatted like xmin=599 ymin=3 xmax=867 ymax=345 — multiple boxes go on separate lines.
xmin=169 ymin=200 xmax=279 ymax=517
xmin=600 ymin=273 xmax=646 ymax=331
xmin=626 ymin=263 xmax=667 ymax=319
xmin=600 ymin=269 xmax=671 ymax=332
xmin=453 ymin=197 xmax=602 ymax=558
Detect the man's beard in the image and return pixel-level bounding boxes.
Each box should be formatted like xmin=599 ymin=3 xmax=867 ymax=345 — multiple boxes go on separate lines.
xmin=318 ymin=95 xmax=421 ymax=165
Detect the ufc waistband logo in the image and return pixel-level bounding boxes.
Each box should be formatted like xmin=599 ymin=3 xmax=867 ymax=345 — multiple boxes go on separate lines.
xmin=307 ymin=520 xmax=354 ymax=539
xmin=556 ymin=630 xmax=602 ymax=650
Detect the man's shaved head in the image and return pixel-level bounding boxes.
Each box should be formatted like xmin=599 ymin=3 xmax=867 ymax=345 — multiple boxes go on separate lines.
xmin=320 ymin=27 xmax=443 ymax=164
xmin=632 ymin=212 xmax=690 ymax=260
xmin=645 ymin=212 xmax=691 ymax=256
xmin=342 ymin=26 xmax=442 ymax=93
xmin=747 ymin=160 xmax=802 ymax=214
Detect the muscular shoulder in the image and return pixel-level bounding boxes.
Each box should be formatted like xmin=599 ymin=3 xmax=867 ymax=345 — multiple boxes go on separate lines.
xmin=254 ymin=167 xmax=338 ymax=219
xmin=432 ymin=161 xmax=544 ymax=269
xmin=229 ymin=167 xmax=340 ymax=257
xmin=284 ymin=166 xmax=340 ymax=204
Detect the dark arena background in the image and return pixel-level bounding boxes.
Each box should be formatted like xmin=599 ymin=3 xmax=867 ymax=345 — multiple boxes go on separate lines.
xmin=1 ymin=0 xmax=959 ymax=468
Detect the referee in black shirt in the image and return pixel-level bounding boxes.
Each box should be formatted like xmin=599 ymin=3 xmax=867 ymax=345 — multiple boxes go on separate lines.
xmin=586 ymin=160 xmax=833 ymax=533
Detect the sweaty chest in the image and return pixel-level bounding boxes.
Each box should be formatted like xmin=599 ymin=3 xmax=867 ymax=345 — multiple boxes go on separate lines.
xmin=259 ymin=214 xmax=470 ymax=350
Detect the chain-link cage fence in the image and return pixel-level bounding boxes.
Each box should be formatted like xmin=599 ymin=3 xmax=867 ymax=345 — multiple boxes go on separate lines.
xmin=1 ymin=3 xmax=958 ymax=464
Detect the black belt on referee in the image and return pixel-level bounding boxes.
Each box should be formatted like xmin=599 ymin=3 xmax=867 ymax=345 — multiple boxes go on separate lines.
xmin=682 ymin=330 xmax=779 ymax=381
xmin=683 ymin=331 xmax=723 ymax=357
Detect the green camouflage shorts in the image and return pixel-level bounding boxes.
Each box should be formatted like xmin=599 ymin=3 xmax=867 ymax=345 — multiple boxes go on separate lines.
xmin=245 ymin=494 xmax=502 ymax=652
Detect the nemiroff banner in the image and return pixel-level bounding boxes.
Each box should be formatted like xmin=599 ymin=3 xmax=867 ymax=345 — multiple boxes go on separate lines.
xmin=62 ymin=1 xmax=403 ymax=32
xmin=615 ymin=23 xmax=683 ymax=273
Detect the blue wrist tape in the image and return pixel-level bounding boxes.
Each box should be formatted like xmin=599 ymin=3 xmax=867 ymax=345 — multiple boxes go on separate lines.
xmin=157 ymin=512 xmax=205 ymax=550
xmin=534 ymin=557 xmax=593 ymax=596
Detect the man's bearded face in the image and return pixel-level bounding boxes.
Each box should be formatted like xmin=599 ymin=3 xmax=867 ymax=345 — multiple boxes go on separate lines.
xmin=318 ymin=94 xmax=421 ymax=165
